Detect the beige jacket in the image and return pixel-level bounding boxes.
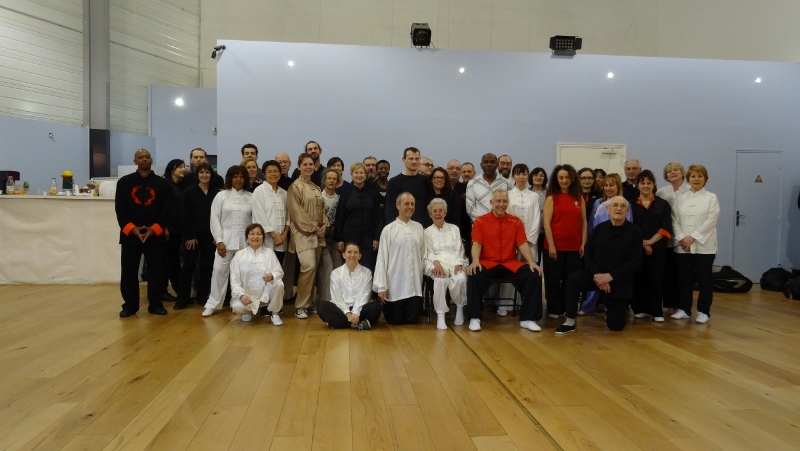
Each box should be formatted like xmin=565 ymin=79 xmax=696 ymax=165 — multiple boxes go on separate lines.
xmin=287 ymin=177 xmax=328 ymax=253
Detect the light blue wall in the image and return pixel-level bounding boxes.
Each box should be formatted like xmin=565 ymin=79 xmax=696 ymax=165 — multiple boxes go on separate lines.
xmin=150 ymin=86 xmax=217 ymax=165
xmin=0 ymin=116 xmax=89 ymax=193
xmin=216 ymin=41 xmax=800 ymax=269
xmin=110 ymin=132 xmax=156 ymax=175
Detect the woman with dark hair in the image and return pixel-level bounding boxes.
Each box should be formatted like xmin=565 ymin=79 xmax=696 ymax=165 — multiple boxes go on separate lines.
xmin=529 ymin=167 xmax=548 ymax=263
xmin=202 ymin=165 xmax=253 ymax=317
xmin=241 ymin=159 xmax=263 ymax=193
xmin=578 ymin=167 xmax=601 ymax=220
xmin=543 ymin=164 xmax=587 ymax=319
xmin=509 ymin=164 xmax=540 ymax=260
xmin=671 ymin=164 xmax=719 ymax=324
xmin=429 ymin=166 xmax=462 ymax=226
xmin=593 ymin=168 xmax=607 ymax=193
xmin=335 ymin=162 xmax=383 ymax=272
xmin=161 ymin=159 xmax=186 ymax=301
xmin=174 ymin=162 xmax=217 ymax=310
xmin=326 ymin=156 xmax=352 ymax=195
xmin=288 ymin=153 xmax=329 ymax=319
xmin=229 ymin=223 xmax=284 ymax=325
xmin=631 ymin=169 xmax=673 ymax=322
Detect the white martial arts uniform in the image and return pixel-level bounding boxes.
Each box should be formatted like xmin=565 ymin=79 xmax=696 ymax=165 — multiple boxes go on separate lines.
xmin=329 ymin=263 xmax=372 ymax=316
xmin=423 ymin=222 xmax=468 ymax=313
xmin=206 ymin=188 xmax=252 ymax=310
xmin=229 ymin=245 xmax=285 ymax=315
xmin=373 ymin=218 xmax=424 ymax=302
xmin=251 ymin=184 xmax=288 ymax=252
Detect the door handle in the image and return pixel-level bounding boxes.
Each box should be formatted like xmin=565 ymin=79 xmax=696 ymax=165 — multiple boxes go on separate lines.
xmin=736 ymin=210 xmax=747 ymax=226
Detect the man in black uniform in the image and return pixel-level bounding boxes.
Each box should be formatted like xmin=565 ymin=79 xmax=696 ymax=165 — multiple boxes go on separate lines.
xmin=555 ymin=196 xmax=643 ymax=333
xmin=115 ymin=149 xmax=172 ymax=317
xmin=384 ymin=147 xmax=431 ymax=227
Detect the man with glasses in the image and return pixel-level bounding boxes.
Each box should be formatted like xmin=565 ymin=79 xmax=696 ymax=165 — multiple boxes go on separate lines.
xmin=274 ymin=152 xmax=293 ymax=190
xmin=555 ymin=196 xmax=643 ymax=334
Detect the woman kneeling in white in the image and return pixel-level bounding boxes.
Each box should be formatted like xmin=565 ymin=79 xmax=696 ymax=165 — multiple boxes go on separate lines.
xmin=230 ymin=223 xmax=284 ymax=325
xmin=317 ymin=243 xmax=382 ymax=330
xmin=424 ymin=198 xmax=468 ymax=329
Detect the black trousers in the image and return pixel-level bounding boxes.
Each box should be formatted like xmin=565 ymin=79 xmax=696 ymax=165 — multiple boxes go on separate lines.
xmin=632 ymin=246 xmax=666 ymax=317
xmin=163 ymin=232 xmax=182 ymax=294
xmin=662 ymin=247 xmax=680 ymax=309
xmin=120 ymin=236 xmax=166 ymax=313
xmin=177 ymin=233 xmax=215 ymax=304
xmin=383 ymin=296 xmax=422 ymax=325
xmin=317 ymin=300 xmax=382 ymax=328
xmin=355 ymin=239 xmax=377 ymax=274
xmin=676 ymin=253 xmax=715 ymax=316
xmin=543 ymin=250 xmax=583 ymax=315
xmin=467 ymin=264 xmax=542 ymax=322
xmin=565 ymin=270 xmax=630 ymax=331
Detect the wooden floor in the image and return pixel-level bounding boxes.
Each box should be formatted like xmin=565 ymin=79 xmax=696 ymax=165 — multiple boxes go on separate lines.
xmin=1 ymin=286 xmax=800 ymax=450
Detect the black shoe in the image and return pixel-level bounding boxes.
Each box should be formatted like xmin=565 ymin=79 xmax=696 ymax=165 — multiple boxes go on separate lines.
xmin=555 ymin=324 xmax=575 ymax=335
xmin=357 ymin=319 xmax=371 ymax=330
xmin=173 ymin=301 xmax=188 ymax=310
xmin=119 ymin=309 xmax=136 ymax=318
xmin=148 ymin=307 xmax=168 ymax=315
xmin=163 ymin=293 xmax=177 ymax=301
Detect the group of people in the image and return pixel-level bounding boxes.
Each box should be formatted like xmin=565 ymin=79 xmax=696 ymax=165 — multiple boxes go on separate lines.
xmin=115 ymin=143 xmax=719 ymax=334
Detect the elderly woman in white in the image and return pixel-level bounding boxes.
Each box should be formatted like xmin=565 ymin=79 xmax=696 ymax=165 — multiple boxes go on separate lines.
xmin=203 ymin=165 xmax=253 ymax=317
xmin=230 ymin=224 xmax=284 ymax=325
xmin=424 ymin=198 xmax=469 ymax=329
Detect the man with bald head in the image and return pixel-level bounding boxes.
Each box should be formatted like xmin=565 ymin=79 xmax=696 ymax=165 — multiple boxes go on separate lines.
xmin=274 ymin=152 xmax=293 ymax=190
xmin=556 ymin=196 xmax=643 ymax=334
xmin=466 ymin=190 xmax=543 ymax=332
xmin=115 ymin=149 xmax=172 ymax=317
xmin=374 ymin=192 xmax=425 ymax=325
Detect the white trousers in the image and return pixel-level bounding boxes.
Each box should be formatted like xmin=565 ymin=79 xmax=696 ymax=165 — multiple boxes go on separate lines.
xmin=427 ymin=268 xmax=466 ymax=314
xmin=231 ymin=281 xmax=285 ymax=315
xmin=205 ymin=248 xmax=239 ymax=310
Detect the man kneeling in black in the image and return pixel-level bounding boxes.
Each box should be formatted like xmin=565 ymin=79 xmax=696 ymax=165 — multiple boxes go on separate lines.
xmin=556 ymin=196 xmax=642 ymax=334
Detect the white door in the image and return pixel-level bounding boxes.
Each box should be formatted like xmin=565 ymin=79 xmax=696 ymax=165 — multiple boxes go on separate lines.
xmin=557 ymin=143 xmax=627 ymax=174
xmin=733 ymin=151 xmax=783 ymax=280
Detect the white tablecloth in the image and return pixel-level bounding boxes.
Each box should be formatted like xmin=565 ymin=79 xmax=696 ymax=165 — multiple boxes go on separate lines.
xmin=0 ymin=196 xmax=120 ymax=284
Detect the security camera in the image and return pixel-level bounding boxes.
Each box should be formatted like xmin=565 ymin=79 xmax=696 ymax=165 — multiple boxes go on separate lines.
xmin=211 ymin=45 xmax=226 ymax=59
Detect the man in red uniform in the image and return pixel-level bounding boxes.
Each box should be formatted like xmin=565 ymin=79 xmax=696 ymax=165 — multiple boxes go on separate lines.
xmin=466 ymin=190 xmax=543 ymax=331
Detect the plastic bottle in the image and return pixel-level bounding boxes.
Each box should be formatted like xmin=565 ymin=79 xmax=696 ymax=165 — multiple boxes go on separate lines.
xmin=6 ymin=176 xmax=14 ymax=195
xmin=50 ymin=178 xmax=57 ymax=196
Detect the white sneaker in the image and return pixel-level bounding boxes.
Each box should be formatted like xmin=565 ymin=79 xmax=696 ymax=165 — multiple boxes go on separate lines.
xmin=241 ymin=313 xmax=252 ymax=322
xmin=548 ymin=313 xmax=560 ymax=319
xmin=695 ymin=312 xmax=709 ymax=324
xmin=634 ymin=313 xmax=649 ymax=319
xmin=577 ymin=310 xmax=586 ymax=316
xmin=295 ymin=308 xmax=308 ymax=319
xmin=520 ymin=320 xmax=541 ymax=332
xmin=469 ymin=319 xmax=481 ymax=331
xmin=653 ymin=316 xmax=665 ymax=323
xmin=454 ymin=307 xmax=464 ymax=326
xmin=271 ymin=314 xmax=283 ymax=326
xmin=496 ymin=308 xmax=508 ymax=317
xmin=437 ymin=314 xmax=447 ymax=330
xmin=202 ymin=308 xmax=215 ymax=317
xmin=671 ymin=309 xmax=690 ymax=320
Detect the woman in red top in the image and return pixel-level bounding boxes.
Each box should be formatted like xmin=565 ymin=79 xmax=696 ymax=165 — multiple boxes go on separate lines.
xmin=543 ymin=164 xmax=587 ymax=318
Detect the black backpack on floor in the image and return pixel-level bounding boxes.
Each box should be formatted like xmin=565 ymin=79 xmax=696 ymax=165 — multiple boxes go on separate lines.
xmin=760 ymin=267 xmax=792 ymax=292
xmin=711 ymin=266 xmax=752 ymax=293
xmin=784 ymin=278 xmax=800 ymax=300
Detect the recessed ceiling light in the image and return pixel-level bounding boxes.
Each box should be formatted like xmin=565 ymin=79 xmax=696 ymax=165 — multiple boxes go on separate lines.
xmin=174 ymin=98 xmax=184 ymax=106
xmin=287 ymin=61 xmax=295 ymax=67
xmin=755 ymin=77 xmax=761 ymax=83
xmin=607 ymin=72 xmax=614 ymax=79
xmin=459 ymin=67 xmax=465 ymax=74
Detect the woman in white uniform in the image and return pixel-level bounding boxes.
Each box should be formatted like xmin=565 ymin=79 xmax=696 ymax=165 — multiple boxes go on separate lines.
xmin=203 ymin=165 xmax=253 ymax=317
xmin=424 ymin=198 xmax=469 ymax=329
xmin=317 ymin=243 xmax=381 ymax=329
xmin=229 ymin=223 xmax=284 ymax=324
